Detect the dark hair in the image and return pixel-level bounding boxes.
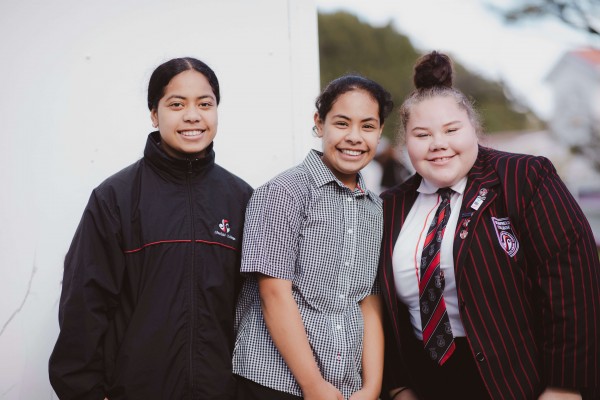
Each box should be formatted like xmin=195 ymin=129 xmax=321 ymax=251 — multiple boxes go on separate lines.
xmin=315 ymin=74 xmax=394 ymax=125
xmin=399 ymin=51 xmax=482 ymax=138
xmin=147 ymin=57 xmax=220 ymax=111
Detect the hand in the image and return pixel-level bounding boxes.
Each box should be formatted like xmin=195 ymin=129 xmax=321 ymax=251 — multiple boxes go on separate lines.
xmin=349 ymin=387 xmax=378 ymax=400
xmin=538 ymin=387 xmax=581 ymax=400
xmin=389 ymin=387 xmax=420 ymax=400
xmin=302 ymin=379 xmax=344 ymax=400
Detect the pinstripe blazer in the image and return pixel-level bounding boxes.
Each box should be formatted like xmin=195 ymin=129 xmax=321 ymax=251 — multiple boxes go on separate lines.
xmin=379 ymin=146 xmax=600 ymax=399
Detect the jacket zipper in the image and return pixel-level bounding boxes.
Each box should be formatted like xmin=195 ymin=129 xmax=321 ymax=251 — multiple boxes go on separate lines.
xmin=187 ymin=160 xmax=195 ymax=397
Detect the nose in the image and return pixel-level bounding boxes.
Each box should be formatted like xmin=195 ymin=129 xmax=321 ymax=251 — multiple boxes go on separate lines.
xmin=183 ymin=106 xmax=201 ymax=123
xmin=430 ymin=133 xmax=448 ymax=150
xmin=345 ymin=125 xmax=362 ymax=143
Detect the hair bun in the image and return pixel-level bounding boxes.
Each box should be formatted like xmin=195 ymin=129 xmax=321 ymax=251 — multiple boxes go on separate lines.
xmin=413 ymin=51 xmax=453 ymax=90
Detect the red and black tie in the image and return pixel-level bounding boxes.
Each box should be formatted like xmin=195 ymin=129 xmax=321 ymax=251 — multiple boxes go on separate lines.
xmin=420 ymin=188 xmax=455 ymax=365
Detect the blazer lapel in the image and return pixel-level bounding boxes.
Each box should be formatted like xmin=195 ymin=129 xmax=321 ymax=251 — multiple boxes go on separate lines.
xmin=380 ymin=176 xmax=420 ymax=319
xmin=453 ymin=147 xmax=500 ymax=286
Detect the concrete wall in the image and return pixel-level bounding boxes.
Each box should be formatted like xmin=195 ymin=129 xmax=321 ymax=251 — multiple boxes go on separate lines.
xmin=0 ymin=1 xmax=320 ymax=398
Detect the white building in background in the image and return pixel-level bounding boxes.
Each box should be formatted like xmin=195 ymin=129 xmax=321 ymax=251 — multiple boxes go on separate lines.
xmin=547 ymin=47 xmax=600 ymax=167
xmin=0 ymin=1 xmax=320 ymax=398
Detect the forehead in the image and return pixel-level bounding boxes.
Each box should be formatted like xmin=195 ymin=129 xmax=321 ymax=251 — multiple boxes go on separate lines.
xmin=164 ymin=70 xmax=212 ymax=94
xmin=409 ymin=96 xmax=469 ymax=124
xmin=328 ymin=89 xmax=379 ymax=117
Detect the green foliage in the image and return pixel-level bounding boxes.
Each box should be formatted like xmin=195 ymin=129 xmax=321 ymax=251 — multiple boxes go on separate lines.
xmin=318 ymin=11 xmax=544 ymax=140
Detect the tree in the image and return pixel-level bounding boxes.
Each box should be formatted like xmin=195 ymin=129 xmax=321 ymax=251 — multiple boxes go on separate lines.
xmin=487 ymin=0 xmax=600 ymax=36
xmin=318 ymin=11 xmax=543 ymax=139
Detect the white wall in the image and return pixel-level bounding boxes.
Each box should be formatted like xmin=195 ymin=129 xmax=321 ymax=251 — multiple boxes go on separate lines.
xmin=0 ymin=1 xmax=320 ymax=398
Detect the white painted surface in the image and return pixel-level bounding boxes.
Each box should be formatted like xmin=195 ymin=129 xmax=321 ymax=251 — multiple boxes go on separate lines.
xmin=0 ymin=1 xmax=320 ymax=398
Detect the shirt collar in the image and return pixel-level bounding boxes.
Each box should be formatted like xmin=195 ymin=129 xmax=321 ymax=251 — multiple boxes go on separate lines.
xmin=303 ymin=149 xmax=375 ymax=199
xmin=417 ymin=176 xmax=468 ymax=196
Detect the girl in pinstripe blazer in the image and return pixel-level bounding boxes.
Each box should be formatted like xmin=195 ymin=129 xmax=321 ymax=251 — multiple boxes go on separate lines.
xmin=380 ymin=51 xmax=600 ymax=400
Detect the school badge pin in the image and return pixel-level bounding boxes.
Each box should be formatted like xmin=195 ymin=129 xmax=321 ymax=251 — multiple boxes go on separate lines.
xmin=491 ymin=217 xmax=520 ymax=257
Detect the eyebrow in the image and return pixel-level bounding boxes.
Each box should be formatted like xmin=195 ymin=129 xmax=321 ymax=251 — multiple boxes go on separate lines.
xmin=443 ymin=120 xmax=462 ymax=127
xmin=165 ymin=94 xmax=215 ymax=101
xmin=411 ymin=120 xmax=462 ymax=131
xmin=331 ymin=114 xmax=379 ymax=123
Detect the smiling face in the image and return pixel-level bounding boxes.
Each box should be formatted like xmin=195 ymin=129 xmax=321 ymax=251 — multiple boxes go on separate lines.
xmin=314 ymin=89 xmax=382 ymax=189
xmin=406 ymin=95 xmax=479 ymax=188
xmin=150 ymin=69 xmax=218 ymax=159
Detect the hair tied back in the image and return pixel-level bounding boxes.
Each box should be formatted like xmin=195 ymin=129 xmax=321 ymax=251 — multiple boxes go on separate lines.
xmin=413 ymin=51 xmax=453 ymax=90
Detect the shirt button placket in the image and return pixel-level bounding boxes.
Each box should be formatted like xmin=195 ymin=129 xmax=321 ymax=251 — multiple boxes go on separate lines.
xmin=333 ymin=194 xmax=355 ymax=376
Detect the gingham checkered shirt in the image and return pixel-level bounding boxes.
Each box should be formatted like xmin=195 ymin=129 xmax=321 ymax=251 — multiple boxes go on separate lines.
xmin=233 ymin=150 xmax=383 ymax=399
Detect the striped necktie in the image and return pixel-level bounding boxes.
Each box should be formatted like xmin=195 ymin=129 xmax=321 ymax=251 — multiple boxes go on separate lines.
xmin=420 ymin=188 xmax=455 ymax=365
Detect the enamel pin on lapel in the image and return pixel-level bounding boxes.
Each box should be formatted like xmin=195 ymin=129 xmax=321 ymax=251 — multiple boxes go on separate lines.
xmin=470 ymin=188 xmax=488 ymax=211
xmin=459 ymin=212 xmax=473 ymax=240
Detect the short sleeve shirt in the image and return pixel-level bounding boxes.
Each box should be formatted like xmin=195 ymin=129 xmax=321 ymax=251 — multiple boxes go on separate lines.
xmin=233 ymin=150 xmax=383 ymax=399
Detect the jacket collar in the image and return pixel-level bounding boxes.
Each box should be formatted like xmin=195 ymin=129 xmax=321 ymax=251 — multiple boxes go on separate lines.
xmin=144 ymin=131 xmax=215 ymax=181
xmin=460 ymin=146 xmax=501 ymax=212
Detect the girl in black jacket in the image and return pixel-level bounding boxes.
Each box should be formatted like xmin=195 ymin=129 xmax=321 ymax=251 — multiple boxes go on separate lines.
xmin=49 ymin=57 xmax=253 ymax=400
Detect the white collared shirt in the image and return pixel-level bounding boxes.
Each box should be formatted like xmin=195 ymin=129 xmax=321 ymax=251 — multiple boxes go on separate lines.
xmin=392 ymin=177 xmax=467 ymax=339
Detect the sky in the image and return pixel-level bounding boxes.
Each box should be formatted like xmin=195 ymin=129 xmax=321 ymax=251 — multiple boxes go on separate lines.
xmin=314 ymin=0 xmax=599 ymax=120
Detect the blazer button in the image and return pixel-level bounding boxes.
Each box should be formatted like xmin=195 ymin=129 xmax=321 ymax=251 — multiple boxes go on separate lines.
xmin=475 ymin=352 xmax=486 ymax=362
xmin=459 ymin=299 xmax=466 ymax=309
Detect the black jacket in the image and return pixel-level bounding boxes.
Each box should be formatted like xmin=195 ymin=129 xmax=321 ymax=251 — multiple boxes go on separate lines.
xmin=49 ymin=132 xmax=253 ymax=400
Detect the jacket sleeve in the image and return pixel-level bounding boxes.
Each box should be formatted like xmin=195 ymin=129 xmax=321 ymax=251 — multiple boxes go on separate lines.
xmin=49 ymin=188 xmax=126 ymax=400
xmin=520 ymin=157 xmax=600 ymax=395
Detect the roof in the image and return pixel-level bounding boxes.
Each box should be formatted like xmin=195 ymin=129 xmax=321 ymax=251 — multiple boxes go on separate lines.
xmin=546 ymin=47 xmax=600 ymax=81
xmin=572 ymin=47 xmax=600 ymax=66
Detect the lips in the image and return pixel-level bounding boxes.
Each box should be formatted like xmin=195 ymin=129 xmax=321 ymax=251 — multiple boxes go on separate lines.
xmin=429 ymin=155 xmax=454 ymax=163
xmin=178 ymin=129 xmax=204 ymax=137
xmin=340 ymin=149 xmax=365 ymax=156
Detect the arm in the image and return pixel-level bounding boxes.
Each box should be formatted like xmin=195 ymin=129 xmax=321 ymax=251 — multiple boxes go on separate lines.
xmin=49 ymin=190 xmax=124 ymax=400
xmin=378 ymin=224 xmax=418 ymax=399
xmin=538 ymin=387 xmax=581 ymax=400
xmin=389 ymin=387 xmax=419 ymax=400
xmin=258 ymin=275 xmax=343 ymax=400
xmin=350 ymin=295 xmax=384 ymax=400
xmin=521 ymin=157 xmax=600 ymax=394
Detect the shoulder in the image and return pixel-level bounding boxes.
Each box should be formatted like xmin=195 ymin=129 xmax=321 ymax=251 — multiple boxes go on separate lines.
xmin=478 ymin=146 xmax=556 ymax=178
xmin=379 ymin=174 xmax=420 ymax=201
xmin=475 ymin=147 xmax=562 ymax=213
xmin=211 ymin=164 xmax=254 ymax=197
xmin=257 ymin=164 xmax=311 ymax=196
xmin=248 ymin=164 xmax=313 ymax=211
xmin=94 ymin=159 xmax=144 ymax=199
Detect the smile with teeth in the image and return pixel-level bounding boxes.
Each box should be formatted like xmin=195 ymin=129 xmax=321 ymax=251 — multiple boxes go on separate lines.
xmin=341 ymin=149 xmax=364 ymax=156
xmin=178 ymin=130 xmax=204 ymax=137
xmin=430 ymin=155 xmax=453 ymax=162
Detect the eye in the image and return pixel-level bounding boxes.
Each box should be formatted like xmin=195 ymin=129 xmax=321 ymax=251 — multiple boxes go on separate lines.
xmin=415 ymin=132 xmax=430 ymax=138
xmin=199 ymin=101 xmax=214 ymax=108
xmin=334 ymin=121 xmax=349 ymax=127
xmin=169 ymin=102 xmax=184 ymax=109
xmin=363 ymin=124 xmax=376 ymax=130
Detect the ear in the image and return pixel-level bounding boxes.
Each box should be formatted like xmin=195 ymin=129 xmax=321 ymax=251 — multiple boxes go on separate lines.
xmin=378 ymin=124 xmax=384 ymax=141
xmin=150 ymin=109 xmax=159 ymax=128
xmin=313 ymin=112 xmax=323 ymax=137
